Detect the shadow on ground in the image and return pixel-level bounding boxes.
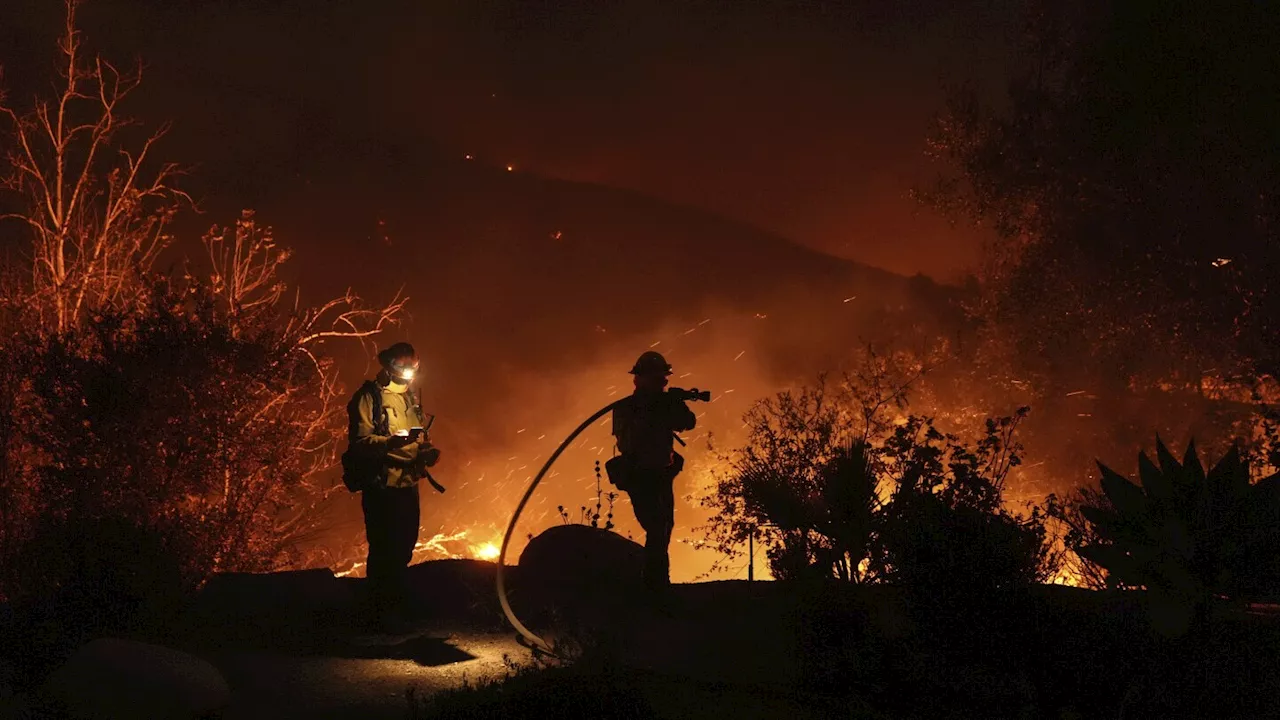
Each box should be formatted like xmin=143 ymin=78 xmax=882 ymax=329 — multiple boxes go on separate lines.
xmin=336 ymin=633 xmax=477 ymax=666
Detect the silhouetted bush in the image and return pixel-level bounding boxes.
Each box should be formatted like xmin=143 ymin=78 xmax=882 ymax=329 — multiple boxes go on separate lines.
xmin=0 ymin=269 xmax=395 ymax=661
xmin=0 ymin=11 xmax=401 ymax=643
xmin=701 ymin=361 xmax=1056 ymax=590
xmin=872 ymin=412 xmax=1056 ymax=594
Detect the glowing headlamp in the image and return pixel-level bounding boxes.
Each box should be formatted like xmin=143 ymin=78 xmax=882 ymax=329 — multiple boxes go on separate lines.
xmin=388 ymin=361 xmax=418 ymax=382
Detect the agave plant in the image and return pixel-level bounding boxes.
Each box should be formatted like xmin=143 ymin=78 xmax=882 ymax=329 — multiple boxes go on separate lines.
xmin=1078 ymin=438 xmax=1280 ymax=604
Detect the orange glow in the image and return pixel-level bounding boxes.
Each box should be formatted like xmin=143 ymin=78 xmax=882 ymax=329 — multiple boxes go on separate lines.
xmin=473 ymin=542 xmax=501 ymax=561
xmin=321 ymin=295 xmax=1162 ymax=586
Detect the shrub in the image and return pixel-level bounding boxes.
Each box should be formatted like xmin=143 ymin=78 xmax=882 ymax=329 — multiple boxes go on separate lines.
xmin=873 ymin=411 xmax=1058 ymax=592
xmin=0 ymin=6 xmax=406 ymax=638
xmin=700 ymin=362 xmax=1057 ymax=591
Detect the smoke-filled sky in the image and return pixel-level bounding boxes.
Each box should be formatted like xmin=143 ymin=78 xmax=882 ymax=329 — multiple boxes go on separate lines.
xmin=2 ymin=0 xmax=1015 ymax=279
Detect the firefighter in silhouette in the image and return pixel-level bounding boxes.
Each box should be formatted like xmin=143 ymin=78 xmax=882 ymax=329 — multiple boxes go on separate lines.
xmin=608 ymin=351 xmax=697 ymax=593
xmin=344 ymin=342 xmax=441 ymax=631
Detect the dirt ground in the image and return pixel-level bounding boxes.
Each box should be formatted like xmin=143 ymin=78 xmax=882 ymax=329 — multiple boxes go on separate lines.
xmin=166 ymin=562 xmax=808 ymax=719
xmin=205 ymin=631 xmax=524 ymax=719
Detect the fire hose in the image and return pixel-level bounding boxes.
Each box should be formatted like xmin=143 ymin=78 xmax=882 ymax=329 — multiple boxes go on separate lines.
xmin=495 ymin=399 xmax=624 ymax=655
xmin=495 ymin=388 xmax=710 ymax=655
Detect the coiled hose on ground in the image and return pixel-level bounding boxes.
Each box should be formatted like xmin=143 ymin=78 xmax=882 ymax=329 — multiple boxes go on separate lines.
xmin=495 ymin=399 xmax=624 ymax=655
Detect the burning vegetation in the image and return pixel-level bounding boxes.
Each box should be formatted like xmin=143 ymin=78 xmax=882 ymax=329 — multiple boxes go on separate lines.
xmin=1 ymin=0 xmax=1279 ymax=650
xmin=1 ymin=1 xmax=1280 ymax=718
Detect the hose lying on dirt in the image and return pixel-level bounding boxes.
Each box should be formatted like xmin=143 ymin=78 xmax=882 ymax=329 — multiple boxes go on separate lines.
xmin=495 ymin=400 xmax=624 ymax=656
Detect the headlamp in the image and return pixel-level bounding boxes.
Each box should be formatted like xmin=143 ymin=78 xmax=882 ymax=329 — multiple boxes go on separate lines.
xmin=388 ymin=360 xmax=419 ymax=383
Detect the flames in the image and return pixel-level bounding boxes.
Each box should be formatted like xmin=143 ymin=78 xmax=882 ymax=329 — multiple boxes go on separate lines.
xmin=472 ymin=542 xmax=501 ymax=561
xmin=322 ymin=294 xmax=1157 ymax=590
xmin=333 ymin=527 xmax=506 ymax=577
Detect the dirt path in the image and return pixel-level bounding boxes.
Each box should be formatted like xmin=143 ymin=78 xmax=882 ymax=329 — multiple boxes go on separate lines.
xmin=206 ymin=632 xmax=524 ymax=719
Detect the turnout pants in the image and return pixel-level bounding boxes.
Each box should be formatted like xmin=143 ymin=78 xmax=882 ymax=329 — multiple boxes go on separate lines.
xmin=626 ymin=468 xmax=677 ymax=590
xmin=361 ymin=483 xmax=421 ymax=612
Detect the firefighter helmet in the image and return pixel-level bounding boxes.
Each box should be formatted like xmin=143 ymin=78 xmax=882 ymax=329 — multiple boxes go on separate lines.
xmin=629 ymin=350 xmax=672 ymax=376
xmin=378 ymin=342 xmax=420 ymax=382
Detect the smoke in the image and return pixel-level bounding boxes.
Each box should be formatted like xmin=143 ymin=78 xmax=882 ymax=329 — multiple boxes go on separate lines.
xmin=316 ymin=286 xmax=907 ymax=581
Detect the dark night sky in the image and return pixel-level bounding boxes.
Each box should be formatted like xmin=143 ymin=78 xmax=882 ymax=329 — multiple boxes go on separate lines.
xmin=1 ymin=0 xmax=1016 ymax=280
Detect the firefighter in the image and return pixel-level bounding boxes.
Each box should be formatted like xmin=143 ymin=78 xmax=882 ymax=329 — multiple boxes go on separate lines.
xmin=609 ymin=351 xmax=697 ymax=594
xmin=345 ymin=342 xmax=441 ymax=631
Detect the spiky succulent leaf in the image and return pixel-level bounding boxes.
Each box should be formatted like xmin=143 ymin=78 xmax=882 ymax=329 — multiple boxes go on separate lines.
xmin=1078 ymin=505 xmax=1124 ymax=542
xmin=1181 ymin=439 xmax=1205 ymax=485
xmin=1155 ymin=436 xmax=1183 ymax=477
xmin=1206 ymin=445 xmax=1250 ymax=498
xmin=1149 ymin=549 xmax=1201 ymax=596
xmin=1079 ymin=544 xmax=1155 ymax=588
xmin=1079 ymin=504 xmax=1153 ymax=548
xmin=1156 ymin=437 xmax=1197 ymax=502
xmin=1153 ymin=511 xmax=1192 ymax=560
xmin=1195 ymin=448 xmax=1251 ymax=552
xmin=1250 ymin=472 xmax=1280 ymax=527
xmin=1098 ymin=462 xmax=1148 ymax=519
xmin=1252 ymin=471 xmax=1280 ymax=498
xmin=1138 ymin=450 xmax=1174 ymax=503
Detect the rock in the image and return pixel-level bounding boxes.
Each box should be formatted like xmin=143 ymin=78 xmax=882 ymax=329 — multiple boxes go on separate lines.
xmin=40 ymin=638 xmax=230 ymax=720
xmin=195 ymin=567 xmax=352 ymax=621
xmin=404 ymin=558 xmax=500 ymax=619
xmin=518 ymin=525 xmax=645 ymax=604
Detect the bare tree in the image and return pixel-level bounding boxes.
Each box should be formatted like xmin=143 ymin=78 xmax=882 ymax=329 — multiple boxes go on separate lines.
xmin=0 ymin=0 xmax=188 ymax=334
xmin=195 ymin=211 xmax=407 ymax=569
xmin=0 ymin=4 xmax=409 ymax=603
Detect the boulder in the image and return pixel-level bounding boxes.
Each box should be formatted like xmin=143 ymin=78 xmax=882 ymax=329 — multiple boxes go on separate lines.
xmin=41 ymin=638 xmax=230 ymax=720
xmin=404 ymin=558 xmax=502 ymax=624
xmin=518 ymin=525 xmax=644 ymax=605
xmin=194 ymin=567 xmax=352 ymax=621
